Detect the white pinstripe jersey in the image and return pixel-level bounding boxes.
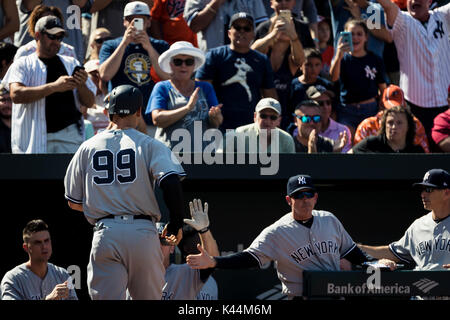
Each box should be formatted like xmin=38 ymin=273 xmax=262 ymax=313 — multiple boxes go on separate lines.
xmin=389 ymin=212 xmax=450 ymax=270
xmin=245 ymin=210 xmax=355 ymax=297
xmin=2 ymin=53 xmax=96 ymax=153
xmin=388 ymin=5 xmax=450 ymax=107
xmin=64 ymin=128 xmax=186 ymax=225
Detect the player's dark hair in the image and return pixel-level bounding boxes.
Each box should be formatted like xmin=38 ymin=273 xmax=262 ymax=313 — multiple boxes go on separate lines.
xmin=295 ymin=99 xmax=321 ymax=111
xmin=304 ymin=48 xmax=322 ymax=62
xmin=378 ymin=105 xmax=416 ymax=147
xmin=28 ymin=5 xmax=64 ymax=38
xmin=23 ymin=219 xmax=49 ymax=243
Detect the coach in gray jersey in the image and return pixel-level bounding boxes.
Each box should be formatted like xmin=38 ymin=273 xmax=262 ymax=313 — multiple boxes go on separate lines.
xmin=64 ymin=84 xmax=186 ymax=300
xmin=187 ymin=174 xmax=372 ymax=299
xmin=1 ymin=219 xmax=77 ymax=300
xmin=359 ymin=169 xmax=450 ymax=271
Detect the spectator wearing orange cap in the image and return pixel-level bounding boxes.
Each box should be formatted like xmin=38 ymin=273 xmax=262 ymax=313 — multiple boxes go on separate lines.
xmin=353 ymin=85 xmax=430 ymax=152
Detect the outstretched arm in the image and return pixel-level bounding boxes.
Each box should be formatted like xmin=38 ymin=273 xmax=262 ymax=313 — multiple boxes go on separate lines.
xmin=376 ymin=0 xmax=400 ymax=27
xmin=357 ymin=243 xmax=400 ymax=261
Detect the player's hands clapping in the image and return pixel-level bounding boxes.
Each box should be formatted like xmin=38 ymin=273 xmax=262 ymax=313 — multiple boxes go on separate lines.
xmin=187 ymin=244 xmax=216 ymax=269
xmin=45 ymin=281 xmax=69 ymax=300
xmin=184 ymin=199 xmax=210 ymax=232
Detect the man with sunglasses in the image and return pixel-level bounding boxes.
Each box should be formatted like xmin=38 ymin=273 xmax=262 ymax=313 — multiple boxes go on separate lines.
xmin=186 ymin=174 xmax=371 ymax=299
xmin=306 ymin=85 xmax=351 ymax=152
xmin=292 ymin=100 xmax=336 ymax=153
xmin=99 ymin=1 xmax=170 ymax=134
xmin=358 ymin=169 xmax=450 ymax=296
xmin=195 ymin=12 xmax=277 ymax=131
xmin=222 ymin=97 xmax=295 ymax=153
xmin=3 ymin=15 xmax=95 ymax=153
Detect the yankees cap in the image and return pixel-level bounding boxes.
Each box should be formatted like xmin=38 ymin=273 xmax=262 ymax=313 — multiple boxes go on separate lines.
xmin=287 ymin=174 xmax=316 ymax=196
xmin=413 ymin=169 xmax=450 ymax=189
xmin=229 ymin=12 xmax=255 ymax=29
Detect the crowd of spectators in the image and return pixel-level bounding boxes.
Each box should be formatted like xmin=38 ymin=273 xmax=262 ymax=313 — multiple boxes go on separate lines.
xmin=0 ymin=0 xmax=448 ymax=154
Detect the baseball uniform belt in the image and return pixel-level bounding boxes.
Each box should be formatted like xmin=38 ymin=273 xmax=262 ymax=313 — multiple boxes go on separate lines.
xmin=97 ymin=214 xmax=154 ymax=223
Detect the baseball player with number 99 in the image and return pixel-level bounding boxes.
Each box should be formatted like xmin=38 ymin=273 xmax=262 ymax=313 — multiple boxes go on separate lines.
xmin=64 ymin=84 xmax=186 ymax=300
xmin=187 ymin=174 xmax=373 ymax=299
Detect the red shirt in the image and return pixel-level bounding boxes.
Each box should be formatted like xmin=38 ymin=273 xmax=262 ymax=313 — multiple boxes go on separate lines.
xmin=150 ymin=0 xmax=198 ymax=47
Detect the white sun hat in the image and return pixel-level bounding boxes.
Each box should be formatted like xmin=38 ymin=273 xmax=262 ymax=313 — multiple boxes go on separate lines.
xmin=158 ymin=41 xmax=205 ymax=74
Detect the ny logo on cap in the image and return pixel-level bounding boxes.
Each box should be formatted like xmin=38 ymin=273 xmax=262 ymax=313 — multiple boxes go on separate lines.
xmin=424 ymin=172 xmax=430 ymax=182
xmin=298 ymin=176 xmax=306 ymax=185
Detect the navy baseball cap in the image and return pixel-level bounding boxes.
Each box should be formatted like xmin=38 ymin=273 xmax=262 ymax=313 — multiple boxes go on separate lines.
xmin=413 ymin=169 xmax=450 ymax=189
xmin=287 ymin=174 xmax=316 ymax=196
xmin=229 ymin=12 xmax=255 ymax=29
xmin=105 ymin=85 xmax=142 ymax=115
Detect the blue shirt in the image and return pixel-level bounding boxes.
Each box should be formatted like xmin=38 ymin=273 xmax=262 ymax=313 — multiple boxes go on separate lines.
xmin=99 ymin=37 xmax=169 ymax=123
xmin=195 ymin=46 xmax=275 ymax=131
xmin=146 ymin=81 xmax=218 ymax=150
xmin=339 ymin=51 xmax=386 ymax=105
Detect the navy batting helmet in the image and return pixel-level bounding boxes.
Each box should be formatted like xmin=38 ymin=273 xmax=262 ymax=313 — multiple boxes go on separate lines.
xmin=106 ymin=85 xmax=143 ymax=115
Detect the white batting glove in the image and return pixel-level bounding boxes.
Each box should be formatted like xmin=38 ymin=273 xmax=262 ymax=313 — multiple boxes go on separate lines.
xmin=184 ymin=199 xmax=210 ymax=233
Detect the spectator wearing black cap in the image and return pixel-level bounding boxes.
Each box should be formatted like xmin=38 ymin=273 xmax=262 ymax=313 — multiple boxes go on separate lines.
xmin=3 ymin=15 xmax=96 ymax=153
xmin=186 ymin=174 xmax=373 ymax=299
xmin=195 ymin=12 xmax=278 ymax=131
xmin=184 ymin=0 xmax=268 ymax=52
xmin=358 ymin=169 xmax=450 ymax=282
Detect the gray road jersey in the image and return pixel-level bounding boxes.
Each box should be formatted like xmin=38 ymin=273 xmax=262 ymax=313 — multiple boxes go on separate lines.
xmin=1 ymin=263 xmax=77 ymax=300
xmin=162 ymin=263 xmax=204 ymax=300
xmin=389 ymin=213 xmax=450 ymax=270
xmin=245 ymin=210 xmax=356 ymax=297
xmin=196 ymin=276 xmax=218 ymax=300
xmin=64 ymin=128 xmax=185 ymax=225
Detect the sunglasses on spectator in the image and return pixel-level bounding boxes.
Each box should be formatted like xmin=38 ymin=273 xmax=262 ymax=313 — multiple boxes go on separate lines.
xmin=259 ymin=114 xmax=279 ymax=120
xmin=293 ymin=114 xmax=322 ymax=123
xmin=291 ymin=191 xmax=315 ymax=199
xmin=317 ymin=100 xmax=332 ymax=106
xmin=94 ymin=37 xmax=112 ymax=44
xmin=172 ymin=58 xmax=195 ymax=67
xmin=233 ymin=25 xmax=253 ymax=32
xmin=44 ymin=32 xmax=64 ymax=41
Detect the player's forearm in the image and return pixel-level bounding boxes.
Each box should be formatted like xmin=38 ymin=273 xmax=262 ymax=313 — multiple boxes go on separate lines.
xmin=214 ymin=251 xmax=259 ymax=269
xmin=159 ymin=174 xmax=185 ymax=233
xmin=357 ymin=244 xmax=399 ymax=261
xmin=200 ymin=231 xmax=220 ymax=257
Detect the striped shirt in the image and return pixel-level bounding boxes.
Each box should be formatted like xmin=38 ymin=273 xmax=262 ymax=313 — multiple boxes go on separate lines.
xmin=2 ymin=53 xmax=96 ymax=153
xmin=387 ymin=5 xmax=450 ymax=107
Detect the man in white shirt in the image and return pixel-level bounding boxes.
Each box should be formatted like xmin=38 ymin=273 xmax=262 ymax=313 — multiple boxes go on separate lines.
xmin=376 ymin=0 xmax=450 ymax=151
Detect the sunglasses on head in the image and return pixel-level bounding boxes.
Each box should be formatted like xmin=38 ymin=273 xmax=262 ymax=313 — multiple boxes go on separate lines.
xmin=233 ymin=25 xmax=252 ymax=32
xmin=291 ymin=191 xmax=315 ymax=199
xmin=172 ymin=58 xmax=195 ymax=67
xmin=44 ymin=32 xmax=64 ymax=41
xmin=259 ymin=113 xmax=278 ymax=121
xmin=293 ymin=114 xmax=322 ymax=123
xmin=94 ymin=37 xmax=112 ymax=44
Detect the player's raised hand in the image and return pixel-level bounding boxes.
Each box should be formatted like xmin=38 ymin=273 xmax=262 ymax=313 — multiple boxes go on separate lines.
xmin=184 ymin=199 xmax=210 ymax=232
xmin=186 ymin=244 xmax=216 ymax=269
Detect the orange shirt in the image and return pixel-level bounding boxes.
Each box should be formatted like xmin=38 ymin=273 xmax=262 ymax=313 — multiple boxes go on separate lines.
xmin=354 ymin=111 xmax=430 ymax=153
xmin=150 ymin=0 xmax=198 ymax=47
